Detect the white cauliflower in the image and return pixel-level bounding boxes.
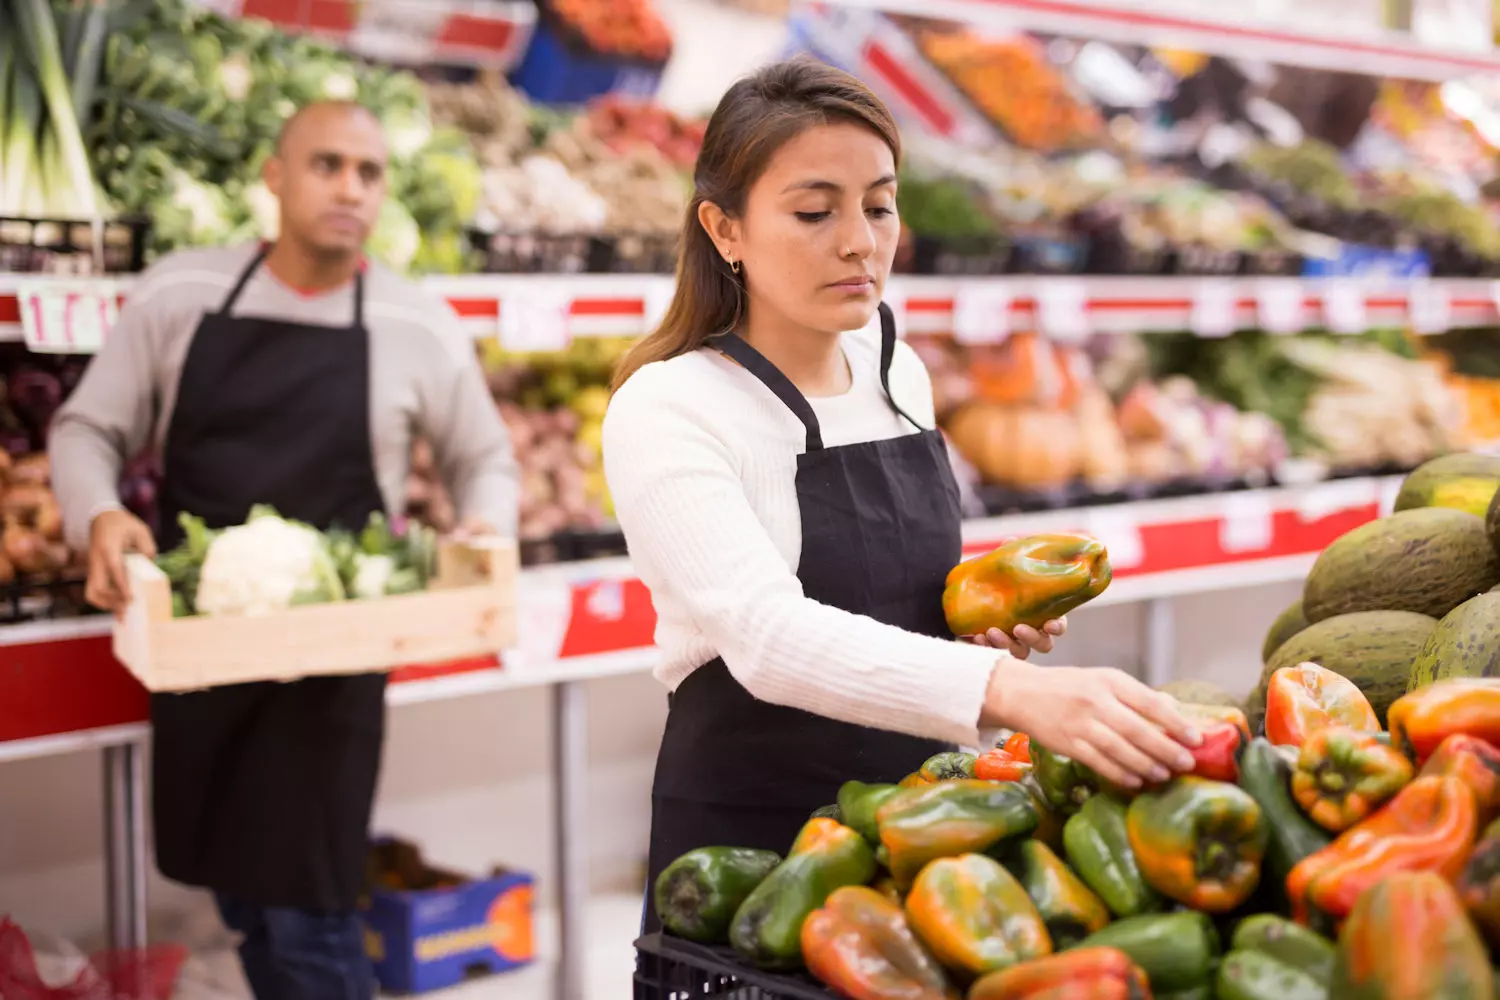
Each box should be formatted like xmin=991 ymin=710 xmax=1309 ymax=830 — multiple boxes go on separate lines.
xmin=350 ymin=553 xmax=397 ymax=601
xmin=194 ymin=511 xmax=346 ymax=617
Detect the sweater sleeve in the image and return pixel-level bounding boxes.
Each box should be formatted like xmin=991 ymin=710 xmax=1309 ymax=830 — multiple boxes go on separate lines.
xmin=49 ymin=274 xmax=163 ymax=551
xmin=603 ymin=366 xmax=1005 ymax=748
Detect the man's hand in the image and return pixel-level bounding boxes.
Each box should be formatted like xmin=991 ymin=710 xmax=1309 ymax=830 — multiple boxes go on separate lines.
xmin=86 ymin=509 xmax=156 ymax=614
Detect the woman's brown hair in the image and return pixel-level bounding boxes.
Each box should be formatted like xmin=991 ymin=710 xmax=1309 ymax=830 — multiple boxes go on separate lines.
xmin=611 ymin=58 xmax=901 ymax=391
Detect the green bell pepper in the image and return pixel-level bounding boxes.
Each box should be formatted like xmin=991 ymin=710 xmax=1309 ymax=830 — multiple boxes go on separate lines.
xmin=1079 ymin=911 xmax=1220 ymax=995
xmin=919 ymin=751 xmax=977 ymax=782
xmin=653 ymin=846 xmax=781 ymax=944
xmin=837 ymin=780 xmax=901 ymax=845
xmin=1031 ymin=744 xmax=1100 ymax=814
xmin=1062 ymin=794 xmax=1162 ymax=918
xmin=729 ymin=818 xmax=876 ymax=970
xmin=1237 ymin=738 xmax=1330 ymax=907
xmin=877 ymin=779 xmax=1038 ymax=891
xmin=1215 ymin=914 xmax=1335 ymax=1000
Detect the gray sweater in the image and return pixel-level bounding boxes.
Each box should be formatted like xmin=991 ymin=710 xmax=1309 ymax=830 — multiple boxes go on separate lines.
xmin=51 ymin=243 xmax=518 ymax=550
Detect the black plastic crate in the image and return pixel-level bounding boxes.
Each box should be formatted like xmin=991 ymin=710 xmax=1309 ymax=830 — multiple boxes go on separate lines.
xmin=519 ymin=528 xmax=628 ymax=567
xmin=0 ymin=216 xmax=150 ymax=275
xmin=634 ymin=934 xmax=831 ymax=1000
xmin=0 ymin=576 xmax=93 ymax=625
xmin=605 ymin=232 xmax=679 ymax=274
xmin=907 ymin=234 xmax=1013 ymax=276
xmin=469 ymin=230 xmax=614 ymax=274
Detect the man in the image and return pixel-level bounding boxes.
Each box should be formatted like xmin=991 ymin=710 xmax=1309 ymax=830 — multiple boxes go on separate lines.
xmin=51 ymin=101 xmax=518 ymax=1000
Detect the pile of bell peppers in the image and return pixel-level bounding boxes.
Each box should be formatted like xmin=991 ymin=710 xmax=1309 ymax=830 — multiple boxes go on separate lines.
xmin=646 ymin=673 xmax=1500 ymax=1000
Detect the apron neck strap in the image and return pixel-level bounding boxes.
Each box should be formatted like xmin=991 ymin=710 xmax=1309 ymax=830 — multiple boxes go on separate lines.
xmin=219 ymin=247 xmax=271 ymax=315
xmin=219 ymin=247 xmax=367 ymax=329
xmin=715 ymin=332 xmax=825 ymax=452
xmin=876 ymin=301 xmax=923 ymax=433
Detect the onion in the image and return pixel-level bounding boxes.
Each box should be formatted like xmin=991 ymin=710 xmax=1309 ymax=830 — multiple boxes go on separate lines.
xmin=11 ymin=454 xmax=49 ymax=485
xmin=1 ymin=484 xmax=47 ymax=520
xmin=34 ymin=498 xmax=63 ymax=540
xmin=3 ymin=522 xmax=55 ymax=575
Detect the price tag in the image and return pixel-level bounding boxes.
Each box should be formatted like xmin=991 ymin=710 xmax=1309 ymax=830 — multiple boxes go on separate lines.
xmin=1036 ymin=280 xmax=1090 ymax=343
xmin=17 ymin=280 xmax=120 ymax=355
xmin=642 ymin=279 xmax=674 ymax=333
xmin=499 ymin=288 xmax=572 ymax=353
xmin=1084 ymin=509 xmax=1144 ymax=570
xmin=584 ymin=579 xmax=626 ymax=620
xmin=1219 ymin=493 xmax=1274 ymax=553
xmin=1297 ymin=479 xmax=1378 ymax=522
xmin=1256 ymin=279 xmax=1306 ymax=334
xmin=1321 ymin=280 xmax=1367 ymax=335
xmin=1191 ymin=279 xmax=1239 ymax=338
xmin=1408 ymin=281 xmax=1451 ymax=335
xmin=952 ymin=283 xmax=1011 ymax=345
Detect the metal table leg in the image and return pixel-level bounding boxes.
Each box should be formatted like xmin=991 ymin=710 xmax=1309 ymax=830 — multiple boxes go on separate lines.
xmin=553 ymin=680 xmax=589 ymax=1000
xmin=1142 ymin=598 xmax=1176 ymax=689
xmin=103 ymin=740 xmax=148 ymax=954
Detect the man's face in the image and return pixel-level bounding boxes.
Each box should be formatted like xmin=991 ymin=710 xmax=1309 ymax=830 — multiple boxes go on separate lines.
xmin=265 ymin=106 xmax=388 ymax=256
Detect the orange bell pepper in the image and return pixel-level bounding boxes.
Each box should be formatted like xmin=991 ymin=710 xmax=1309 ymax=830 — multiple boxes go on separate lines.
xmin=800 ymin=886 xmax=958 ymax=1000
xmin=942 ymin=534 xmax=1111 ymax=637
xmin=904 ymin=854 xmax=1052 ymax=981
xmin=1264 ymin=662 xmax=1380 ymax=748
xmin=1291 ymin=726 xmax=1414 ymax=832
xmin=1331 ymin=870 xmax=1493 ymax=999
xmin=975 ymin=748 xmax=1032 ymax=783
xmin=1456 ymin=816 xmax=1500 ymax=951
xmin=1004 ymin=732 xmax=1033 ymax=763
xmin=1124 ymin=776 xmax=1269 ymax=913
xmin=1389 ymin=678 xmax=1500 ymax=765
xmin=1420 ymin=732 xmax=1500 ymax=821
xmin=968 ymin=947 xmax=1151 ymax=1000
xmin=1286 ymin=775 xmax=1479 ymax=931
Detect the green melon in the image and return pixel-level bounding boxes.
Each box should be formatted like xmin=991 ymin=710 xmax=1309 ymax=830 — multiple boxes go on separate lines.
xmin=1394 ymin=452 xmax=1500 ymax=519
xmin=1408 ymin=591 xmax=1500 ymax=691
xmin=1246 ymin=610 xmax=1438 ymax=733
xmin=1262 ymin=597 xmax=1310 ymax=664
xmin=1302 ymin=508 xmax=1500 ymax=623
xmin=1487 ymin=486 xmax=1500 ymax=557
xmin=1156 ymin=679 xmax=1242 ymax=712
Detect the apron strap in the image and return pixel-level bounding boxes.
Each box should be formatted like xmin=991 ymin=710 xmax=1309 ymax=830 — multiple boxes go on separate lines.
xmin=351 ymin=269 xmax=365 ymax=329
xmin=715 ymin=333 xmax=825 ymax=453
xmin=876 ymin=301 xmax=925 ymax=432
xmin=216 ymin=247 xmax=270 ymax=317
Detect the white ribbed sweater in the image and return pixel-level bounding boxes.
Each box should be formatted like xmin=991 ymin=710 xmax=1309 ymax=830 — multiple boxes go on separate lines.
xmin=602 ymin=324 xmax=1005 ymax=748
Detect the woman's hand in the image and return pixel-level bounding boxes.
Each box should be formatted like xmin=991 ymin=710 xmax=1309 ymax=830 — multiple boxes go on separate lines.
xmin=981 ymin=659 xmax=1201 ymax=791
xmin=966 ymin=618 xmax=1066 ymax=659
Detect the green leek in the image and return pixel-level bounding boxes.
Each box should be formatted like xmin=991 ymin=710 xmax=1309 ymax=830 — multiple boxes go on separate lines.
xmin=11 ymin=0 xmax=97 ymax=218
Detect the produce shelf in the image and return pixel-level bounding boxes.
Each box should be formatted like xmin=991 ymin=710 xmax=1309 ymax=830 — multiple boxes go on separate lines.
xmin=823 ymin=0 xmax=1500 ymax=81
xmin=634 ymin=933 xmax=831 ymax=1000
xmin=0 ymin=474 xmax=1399 ymax=757
xmin=3 ymin=275 xmax=1499 ymax=350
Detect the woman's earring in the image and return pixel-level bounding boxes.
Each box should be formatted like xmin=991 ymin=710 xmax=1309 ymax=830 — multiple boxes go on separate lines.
xmin=727 ymin=251 xmax=741 ymax=274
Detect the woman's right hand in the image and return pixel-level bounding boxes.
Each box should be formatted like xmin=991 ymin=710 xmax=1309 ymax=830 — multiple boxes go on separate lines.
xmin=981 ymin=659 xmax=1201 ymax=790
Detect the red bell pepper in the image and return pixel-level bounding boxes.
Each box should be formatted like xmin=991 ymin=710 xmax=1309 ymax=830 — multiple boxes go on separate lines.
xmin=1264 ymin=662 xmax=1380 ymax=748
xmin=1185 ymin=716 xmax=1244 ymax=784
xmin=1004 ymin=733 xmax=1033 ymax=763
xmin=1389 ymin=678 xmax=1500 ymax=765
xmin=1420 ymin=733 xmax=1500 ymax=822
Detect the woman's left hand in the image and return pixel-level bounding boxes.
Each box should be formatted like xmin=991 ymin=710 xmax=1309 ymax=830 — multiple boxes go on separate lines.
xmin=966 ymin=618 xmax=1067 ymax=659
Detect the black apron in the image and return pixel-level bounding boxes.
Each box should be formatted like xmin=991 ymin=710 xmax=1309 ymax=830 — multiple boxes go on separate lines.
xmin=149 ymin=249 xmax=387 ymax=913
xmin=642 ymin=303 xmax=958 ymax=932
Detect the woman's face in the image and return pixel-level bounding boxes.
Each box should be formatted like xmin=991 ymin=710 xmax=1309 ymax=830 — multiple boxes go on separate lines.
xmin=708 ymin=122 xmax=900 ymax=337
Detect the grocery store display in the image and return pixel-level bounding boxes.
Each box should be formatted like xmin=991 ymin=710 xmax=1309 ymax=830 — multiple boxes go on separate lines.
xmin=940 ymin=533 xmax=1111 ymax=637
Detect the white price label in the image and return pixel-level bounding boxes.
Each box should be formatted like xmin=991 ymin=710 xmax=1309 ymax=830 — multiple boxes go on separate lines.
xmin=642 ymin=279 xmax=674 ymax=333
xmin=1219 ymin=493 xmax=1274 ymax=553
xmin=1256 ymin=279 xmax=1306 ymax=334
xmin=584 ymin=579 xmax=626 ymax=620
xmin=1191 ymin=280 xmax=1239 ymax=339
xmin=1036 ymin=280 xmax=1090 ymax=343
xmin=1378 ymin=475 xmax=1402 ymax=515
xmin=17 ymin=280 xmax=119 ymax=355
xmin=1408 ymin=281 xmax=1451 ymax=335
xmin=1490 ymin=280 xmax=1500 ymax=320
xmin=952 ymin=283 xmax=1011 ymax=345
xmin=499 ymin=289 xmax=572 ymax=353
xmin=1297 ymin=479 xmax=1378 ymax=522
xmin=1084 ymin=510 xmax=1144 ymax=570
xmin=1322 ymin=280 xmax=1367 ymax=335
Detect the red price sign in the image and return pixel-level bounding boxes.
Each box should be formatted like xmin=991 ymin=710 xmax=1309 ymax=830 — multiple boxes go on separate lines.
xmin=17 ymin=280 xmax=120 ymax=354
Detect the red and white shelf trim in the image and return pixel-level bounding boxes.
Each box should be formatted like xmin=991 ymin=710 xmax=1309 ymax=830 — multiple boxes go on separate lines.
xmin=0 ymin=474 xmax=1399 ymax=757
xmin=823 ymin=0 xmax=1500 ymax=81
xmin=3 ymin=275 xmax=1500 ymax=353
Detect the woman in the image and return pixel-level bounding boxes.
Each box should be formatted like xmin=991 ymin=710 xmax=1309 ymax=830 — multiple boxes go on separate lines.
xmin=603 ymin=59 xmax=1202 ymax=930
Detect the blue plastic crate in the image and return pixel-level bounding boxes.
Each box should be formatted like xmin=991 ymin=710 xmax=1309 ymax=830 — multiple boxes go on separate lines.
xmin=1301 ymin=244 xmax=1432 ymax=279
xmin=512 ymin=16 xmax=666 ymax=105
xmin=364 ymin=866 xmax=535 ymax=994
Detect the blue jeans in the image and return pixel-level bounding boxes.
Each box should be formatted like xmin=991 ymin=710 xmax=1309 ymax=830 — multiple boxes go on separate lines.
xmin=215 ymin=895 xmax=373 ymax=1000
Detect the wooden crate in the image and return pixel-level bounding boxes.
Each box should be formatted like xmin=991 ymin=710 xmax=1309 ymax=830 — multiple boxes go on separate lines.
xmin=113 ymin=539 xmax=518 ymax=692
